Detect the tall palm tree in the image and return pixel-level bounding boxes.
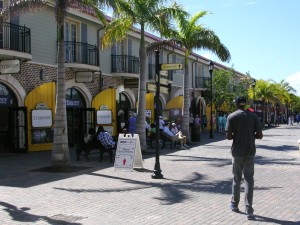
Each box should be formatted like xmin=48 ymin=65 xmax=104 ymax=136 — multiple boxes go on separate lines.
xmin=101 ymin=0 xmax=185 ymax=149
xmin=162 ymin=11 xmax=231 ymax=141
xmin=1 ymin=0 xmax=122 ymax=170
xmin=255 ymin=80 xmax=277 ymax=126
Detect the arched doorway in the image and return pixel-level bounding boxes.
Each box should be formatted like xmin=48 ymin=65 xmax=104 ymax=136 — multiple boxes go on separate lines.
xmin=66 ymin=88 xmax=88 ymax=147
xmin=117 ymin=92 xmax=131 ymax=133
xmin=0 ymin=83 xmax=22 ymax=152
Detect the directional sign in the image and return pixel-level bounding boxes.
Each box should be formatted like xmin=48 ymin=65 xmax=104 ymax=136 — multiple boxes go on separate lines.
xmin=160 ymin=78 xmax=168 ymax=85
xmin=160 ymin=70 xmax=168 ymax=76
xmin=147 ymin=83 xmax=169 ymax=94
xmin=155 ymin=77 xmax=168 ymax=85
xmin=147 ymin=83 xmax=156 ymax=92
xmin=160 ymin=63 xmax=183 ymax=71
xmin=160 ymin=86 xmax=169 ymax=94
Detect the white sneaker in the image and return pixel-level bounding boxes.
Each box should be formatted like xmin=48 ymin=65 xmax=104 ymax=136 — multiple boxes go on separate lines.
xmin=184 ymin=144 xmax=189 ymax=148
xmin=181 ymin=146 xmax=187 ymax=150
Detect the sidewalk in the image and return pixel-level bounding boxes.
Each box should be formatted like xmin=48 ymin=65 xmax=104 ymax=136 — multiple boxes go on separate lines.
xmin=0 ymin=125 xmax=299 ymax=224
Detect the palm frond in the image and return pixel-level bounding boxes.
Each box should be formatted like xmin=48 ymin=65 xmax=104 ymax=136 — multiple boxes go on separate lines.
xmin=101 ymin=15 xmax=133 ymax=49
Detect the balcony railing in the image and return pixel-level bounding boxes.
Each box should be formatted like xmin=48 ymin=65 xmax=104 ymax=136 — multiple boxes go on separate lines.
xmin=195 ymin=76 xmax=210 ymax=89
xmin=63 ymin=41 xmax=98 ymax=66
xmin=111 ymin=55 xmax=139 ymax=74
xmin=0 ymin=22 xmax=31 ymax=53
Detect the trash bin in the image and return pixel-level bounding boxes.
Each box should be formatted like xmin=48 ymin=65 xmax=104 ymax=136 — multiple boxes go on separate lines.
xmin=192 ymin=126 xmax=201 ymax=142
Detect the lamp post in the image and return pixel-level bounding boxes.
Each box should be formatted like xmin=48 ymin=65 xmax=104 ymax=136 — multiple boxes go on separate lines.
xmin=208 ymin=61 xmax=214 ymax=139
xmin=252 ymin=79 xmax=256 ymax=112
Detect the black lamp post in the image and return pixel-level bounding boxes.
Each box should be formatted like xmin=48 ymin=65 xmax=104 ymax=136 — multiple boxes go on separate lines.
xmin=252 ymin=79 xmax=256 ymax=112
xmin=208 ymin=61 xmax=214 ymax=139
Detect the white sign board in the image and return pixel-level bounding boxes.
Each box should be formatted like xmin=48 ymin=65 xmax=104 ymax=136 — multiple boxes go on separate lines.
xmin=97 ymin=110 xmax=112 ymax=125
xmin=114 ymin=134 xmax=143 ymax=170
xmin=32 ymin=109 xmax=52 ymax=128
xmin=0 ymin=59 xmax=20 ymax=74
xmin=75 ymin=72 xmax=93 ymax=83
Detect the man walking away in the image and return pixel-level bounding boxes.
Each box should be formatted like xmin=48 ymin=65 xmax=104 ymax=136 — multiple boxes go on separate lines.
xmin=225 ymin=96 xmax=263 ymax=220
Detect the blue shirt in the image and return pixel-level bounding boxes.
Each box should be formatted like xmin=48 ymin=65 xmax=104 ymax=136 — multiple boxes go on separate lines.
xmin=97 ymin=132 xmax=115 ymax=149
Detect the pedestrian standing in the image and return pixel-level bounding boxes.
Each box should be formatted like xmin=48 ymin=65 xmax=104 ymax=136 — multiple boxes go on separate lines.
xmin=225 ymin=96 xmax=263 ymax=220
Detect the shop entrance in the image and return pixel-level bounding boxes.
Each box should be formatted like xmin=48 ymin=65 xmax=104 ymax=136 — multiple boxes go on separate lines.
xmin=66 ymin=88 xmax=94 ymax=147
xmin=116 ymin=92 xmax=131 ymax=133
xmin=0 ymin=83 xmax=27 ymax=153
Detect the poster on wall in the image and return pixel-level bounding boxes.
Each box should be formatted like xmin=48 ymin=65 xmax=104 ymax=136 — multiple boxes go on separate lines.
xmin=97 ymin=110 xmax=112 ymax=125
xmin=32 ymin=109 xmax=52 ymax=128
xmin=31 ymin=128 xmax=54 ymax=144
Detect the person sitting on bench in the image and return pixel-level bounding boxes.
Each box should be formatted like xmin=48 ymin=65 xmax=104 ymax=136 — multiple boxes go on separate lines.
xmin=96 ymin=126 xmax=117 ymax=150
xmin=163 ymin=122 xmax=188 ymax=150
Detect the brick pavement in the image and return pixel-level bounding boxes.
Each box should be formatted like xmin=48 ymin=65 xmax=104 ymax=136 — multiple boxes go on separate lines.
xmin=0 ymin=124 xmax=299 ymax=225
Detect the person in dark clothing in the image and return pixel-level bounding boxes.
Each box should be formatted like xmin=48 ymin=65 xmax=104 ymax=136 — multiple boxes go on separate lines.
xmin=225 ymin=96 xmax=263 ymax=220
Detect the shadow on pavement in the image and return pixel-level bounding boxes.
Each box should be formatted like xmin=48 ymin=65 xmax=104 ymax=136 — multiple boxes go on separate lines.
xmin=0 ymin=201 xmax=82 ymax=225
xmin=0 ymin=149 xmax=114 ymax=188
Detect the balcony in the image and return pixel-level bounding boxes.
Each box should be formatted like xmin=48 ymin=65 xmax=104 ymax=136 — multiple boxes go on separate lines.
xmin=0 ymin=22 xmax=32 ymax=60
xmin=195 ymin=76 xmax=210 ymax=89
xmin=63 ymin=41 xmax=99 ymax=72
xmin=111 ymin=55 xmax=139 ymax=77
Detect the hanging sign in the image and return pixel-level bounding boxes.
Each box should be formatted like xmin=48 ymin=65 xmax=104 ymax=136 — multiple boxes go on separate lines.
xmin=114 ymin=134 xmax=143 ymax=170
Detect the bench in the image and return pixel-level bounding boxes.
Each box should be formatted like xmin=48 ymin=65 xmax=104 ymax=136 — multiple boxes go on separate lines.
xmin=76 ymin=130 xmax=114 ymax=163
xmin=161 ymin=132 xmax=178 ymax=149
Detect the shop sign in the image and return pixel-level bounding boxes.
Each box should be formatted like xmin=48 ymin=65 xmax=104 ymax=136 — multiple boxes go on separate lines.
xmin=32 ymin=109 xmax=52 ymax=128
xmin=75 ymin=72 xmax=93 ymax=83
xmin=97 ymin=110 xmax=112 ymax=125
xmin=0 ymin=96 xmax=11 ymax=106
xmin=124 ymin=79 xmax=139 ymax=88
xmin=66 ymin=100 xmax=81 ymax=108
xmin=0 ymin=59 xmax=20 ymax=74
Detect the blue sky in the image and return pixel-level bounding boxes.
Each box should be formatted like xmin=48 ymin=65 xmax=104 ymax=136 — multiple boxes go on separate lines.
xmin=178 ymin=0 xmax=300 ymax=95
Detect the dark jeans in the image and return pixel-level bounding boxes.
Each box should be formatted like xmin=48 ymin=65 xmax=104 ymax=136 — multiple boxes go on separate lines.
xmin=231 ymin=155 xmax=255 ymax=214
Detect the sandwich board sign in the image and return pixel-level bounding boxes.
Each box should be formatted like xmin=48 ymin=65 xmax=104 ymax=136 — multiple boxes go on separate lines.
xmin=114 ymin=133 xmax=143 ymax=170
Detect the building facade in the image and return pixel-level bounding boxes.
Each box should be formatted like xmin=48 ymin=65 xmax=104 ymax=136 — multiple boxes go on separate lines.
xmin=0 ymin=2 xmax=246 ymax=153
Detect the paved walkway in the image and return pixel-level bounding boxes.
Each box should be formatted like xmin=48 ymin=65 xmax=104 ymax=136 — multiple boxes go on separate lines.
xmin=0 ymin=125 xmax=299 ymax=225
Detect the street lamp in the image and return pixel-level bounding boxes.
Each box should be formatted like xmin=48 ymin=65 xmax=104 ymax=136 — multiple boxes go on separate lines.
xmin=208 ymin=61 xmax=214 ymax=139
xmin=252 ymin=79 xmax=256 ymax=112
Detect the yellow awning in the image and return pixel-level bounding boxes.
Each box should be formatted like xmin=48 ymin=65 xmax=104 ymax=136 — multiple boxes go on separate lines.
xmin=166 ymin=96 xmax=183 ymax=109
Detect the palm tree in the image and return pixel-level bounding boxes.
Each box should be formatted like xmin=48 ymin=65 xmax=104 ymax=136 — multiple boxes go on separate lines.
xmin=161 ymin=11 xmax=231 ymax=141
xmin=254 ymin=80 xmax=277 ymax=126
xmin=1 ymin=0 xmax=122 ymax=170
xmin=101 ymin=0 xmax=185 ymax=149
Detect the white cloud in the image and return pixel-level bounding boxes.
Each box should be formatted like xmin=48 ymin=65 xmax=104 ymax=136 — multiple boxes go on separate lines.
xmin=202 ymin=53 xmax=212 ymax=60
xmin=286 ymin=72 xmax=300 ymax=96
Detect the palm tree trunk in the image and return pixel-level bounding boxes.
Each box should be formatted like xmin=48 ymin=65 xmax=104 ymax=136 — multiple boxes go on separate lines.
xmin=136 ymin=23 xmax=147 ymax=150
xmin=182 ymin=51 xmax=190 ymax=142
xmin=52 ymin=23 xmax=70 ymax=170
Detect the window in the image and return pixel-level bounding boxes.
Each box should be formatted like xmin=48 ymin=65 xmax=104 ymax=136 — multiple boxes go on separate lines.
xmin=65 ymin=20 xmax=79 ymax=62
